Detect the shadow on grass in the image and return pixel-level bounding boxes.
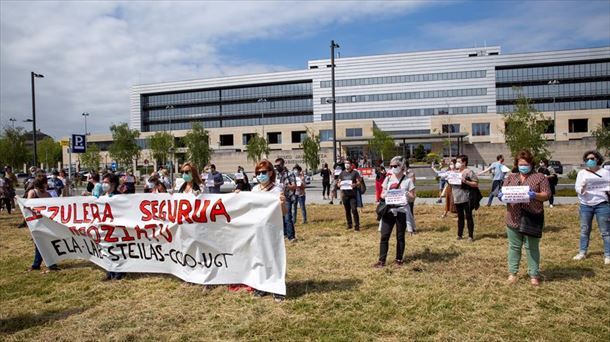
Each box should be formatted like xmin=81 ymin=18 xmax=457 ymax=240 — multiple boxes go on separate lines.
xmin=542 ymin=266 xmax=595 ymax=282
xmin=0 ymin=307 xmax=85 ymax=334
xmin=543 ymin=225 xmax=565 ymax=233
xmin=407 ymin=248 xmax=461 ymax=263
xmin=477 ymin=232 xmax=506 ymax=240
xmin=287 ymin=279 xmax=362 ymax=298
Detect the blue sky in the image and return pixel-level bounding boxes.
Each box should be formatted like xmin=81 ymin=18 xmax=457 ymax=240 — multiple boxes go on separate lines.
xmin=1 ymin=0 xmax=609 ymax=138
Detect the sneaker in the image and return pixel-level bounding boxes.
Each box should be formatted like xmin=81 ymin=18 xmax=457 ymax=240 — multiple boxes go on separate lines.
xmin=436 ymin=199 xmax=442 ymax=204
xmin=549 ymin=204 xmax=554 ymax=208
xmin=394 ymin=260 xmax=404 ymax=267
xmin=346 ymin=226 xmax=353 ymax=230
xmin=507 ymin=274 xmax=518 ymax=284
xmin=288 ymin=238 xmax=297 ymax=243
xmin=456 ymin=236 xmax=463 ymax=240
xmin=604 ymin=257 xmax=610 ymax=265
xmin=373 ymin=261 xmax=385 ymax=268
xmin=253 ymin=290 xmax=267 ymax=298
xmin=329 ymin=201 xmax=333 ymax=205
xmin=272 ymin=294 xmax=285 ymax=303
xmin=354 ymin=227 xmax=360 ymax=232
xmin=468 ymin=237 xmax=474 ymax=243
xmin=530 ymin=278 xmax=540 ymax=287
xmin=573 ymin=252 xmax=586 ymax=261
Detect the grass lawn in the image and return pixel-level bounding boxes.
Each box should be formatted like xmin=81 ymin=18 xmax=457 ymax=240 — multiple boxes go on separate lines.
xmin=1 ymin=204 xmax=608 ymax=341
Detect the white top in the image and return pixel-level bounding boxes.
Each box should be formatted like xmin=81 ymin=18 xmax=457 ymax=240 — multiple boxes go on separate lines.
xmin=575 ymin=168 xmax=610 ymax=206
xmin=381 ymin=173 xmax=416 ymax=232
xmin=252 ymin=183 xmax=282 ymax=194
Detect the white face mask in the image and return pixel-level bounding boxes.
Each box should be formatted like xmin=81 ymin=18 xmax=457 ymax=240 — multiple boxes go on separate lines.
xmin=455 ymin=162 xmax=462 ymax=169
xmin=391 ymin=167 xmax=401 ymax=175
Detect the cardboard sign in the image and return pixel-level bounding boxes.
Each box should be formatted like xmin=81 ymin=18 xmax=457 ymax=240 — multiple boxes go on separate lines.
xmin=447 ymin=172 xmax=462 ymax=185
xmin=501 ymin=186 xmax=531 ymax=203
xmin=340 ymin=180 xmax=353 ymax=190
xmin=586 ymin=177 xmax=610 ymax=192
xmin=296 ymin=178 xmax=302 ymax=187
xmin=334 ymin=169 xmax=342 ymax=176
xmin=234 ymin=173 xmax=244 ymax=180
xmin=501 ymin=165 xmax=511 ymax=173
xmin=385 ymin=189 xmax=407 ymax=205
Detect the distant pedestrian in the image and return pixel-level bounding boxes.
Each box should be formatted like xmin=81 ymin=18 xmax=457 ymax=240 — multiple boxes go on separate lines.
xmin=320 ymin=163 xmax=331 ymax=200
xmin=275 ymin=158 xmax=297 ymax=242
xmin=432 ymin=160 xmax=448 ymax=203
xmin=207 ymin=164 xmax=223 ymax=194
xmin=375 ymin=162 xmax=386 ymax=203
xmin=478 ymin=154 xmax=507 ymax=206
xmin=121 ymin=169 xmax=137 ymax=194
xmin=292 ymin=165 xmax=307 ymax=224
xmin=234 ymin=166 xmax=250 ymax=192
xmin=441 ymin=159 xmax=457 ymax=218
xmin=452 ymin=155 xmax=479 ymax=241
xmin=338 ymin=158 xmax=361 ymax=231
xmin=0 ymin=170 xmax=12 ymax=214
xmin=329 ymin=158 xmax=345 ymax=205
xmin=537 ymin=159 xmax=558 ymax=208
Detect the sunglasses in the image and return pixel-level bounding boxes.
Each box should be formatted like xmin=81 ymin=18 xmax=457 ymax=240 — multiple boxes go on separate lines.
xmin=255 ymin=170 xmax=270 ymax=175
xmin=182 ymin=170 xmax=191 ymax=174
xmin=585 ymin=157 xmax=596 ymax=161
xmin=390 ymin=165 xmax=399 ymax=168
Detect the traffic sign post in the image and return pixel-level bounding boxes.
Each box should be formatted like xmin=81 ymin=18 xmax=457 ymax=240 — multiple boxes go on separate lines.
xmin=111 ymin=161 xmax=117 ymax=172
xmin=72 ymin=134 xmax=86 ymax=153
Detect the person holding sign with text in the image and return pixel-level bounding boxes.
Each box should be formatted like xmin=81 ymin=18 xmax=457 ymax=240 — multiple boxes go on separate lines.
xmin=101 ymin=173 xmax=126 ymax=281
xmin=338 ymin=158 xmax=362 ymax=231
xmin=207 ymin=164 xmax=223 ymax=194
xmin=451 ymin=155 xmax=479 ymax=242
xmin=498 ymin=150 xmax=550 ymax=286
xmin=374 ymin=156 xmax=416 ymax=268
xmin=27 ymin=178 xmax=61 ymax=273
xmin=572 ymin=150 xmax=610 ymax=265
xmin=234 ymin=166 xmax=250 ymax=192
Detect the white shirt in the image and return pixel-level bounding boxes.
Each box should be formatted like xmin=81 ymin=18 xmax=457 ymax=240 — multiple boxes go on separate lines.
xmin=252 ymin=183 xmax=282 ymax=194
xmin=575 ymin=168 xmax=610 ymax=206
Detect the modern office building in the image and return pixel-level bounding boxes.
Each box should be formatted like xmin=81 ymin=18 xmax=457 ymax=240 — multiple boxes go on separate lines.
xmin=67 ymin=45 xmax=609 ymax=171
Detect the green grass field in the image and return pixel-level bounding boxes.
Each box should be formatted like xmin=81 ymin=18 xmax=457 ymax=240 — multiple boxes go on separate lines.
xmin=1 ymin=204 xmax=608 ymax=341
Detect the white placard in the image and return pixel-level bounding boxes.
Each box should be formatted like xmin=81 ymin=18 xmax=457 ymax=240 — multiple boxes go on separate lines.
xmin=234 ymin=173 xmax=244 ymax=180
xmin=206 ymin=179 xmax=215 ymax=187
xmin=334 ymin=169 xmax=342 ymax=176
xmin=586 ymin=177 xmax=610 ymax=192
xmin=501 ymin=186 xmax=531 ymax=203
xmin=340 ymin=180 xmax=353 ymax=190
xmin=501 ymin=165 xmax=511 ymax=173
xmin=201 ymin=173 xmax=208 ymax=180
xmin=296 ymin=178 xmax=302 ymax=187
xmin=385 ymin=189 xmax=407 ymax=205
xmin=447 ymin=172 xmax=462 ymax=185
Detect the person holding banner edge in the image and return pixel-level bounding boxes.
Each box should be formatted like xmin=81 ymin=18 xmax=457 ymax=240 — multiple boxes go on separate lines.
xmin=498 ymin=149 xmax=550 ymax=286
xmin=27 ymin=178 xmax=61 ymax=272
xmin=572 ymin=150 xmax=610 ymax=265
xmin=100 ymin=173 xmax=126 ymax=281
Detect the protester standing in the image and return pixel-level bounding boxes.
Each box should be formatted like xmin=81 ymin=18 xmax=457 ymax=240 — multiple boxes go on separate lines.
xmin=432 ymin=160 xmax=448 ymax=204
xmin=178 ymin=162 xmax=202 ymax=194
xmin=292 ymin=165 xmax=307 ymax=224
xmin=451 ymin=155 xmax=479 ymax=241
xmin=100 ymin=173 xmax=125 ymax=280
xmin=375 ymin=162 xmax=386 ymax=203
xmin=572 ymin=150 xmax=610 ymax=265
xmin=338 ymin=158 xmax=362 ymax=231
xmin=4 ymin=166 xmax=18 ymax=209
xmin=206 ymin=164 xmax=223 ymax=194
xmin=27 ymin=178 xmax=60 ymax=272
xmin=320 ymin=163 xmax=331 ymax=200
xmin=275 ymin=158 xmax=297 ymax=241
xmin=0 ymin=170 xmax=12 ymax=214
xmin=478 ymin=155 xmax=507 ymax=206
xmin=499 ymin=149 xmax=550 ymax=286
xmin=537 ymin=159 xmax=558 ymax=208
xmin=234 ymin=166 xmax=250 ymax=192
xmin=374 ymin=156 xmax=416 ymax=268
xmin=329 ymin=158 xmax=345 ymax=205
xmin=441 ymin=159 xmax=457 ymax=218
xmin=121 ymin=169 xmax=137 ymax=194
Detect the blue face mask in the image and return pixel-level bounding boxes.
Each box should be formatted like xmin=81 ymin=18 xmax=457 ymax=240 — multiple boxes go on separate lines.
xmin=518 ymin=165 xmax=531 ymax=174
xmin=182 ymin=173 xmax=193 ymax=182
xmin=257 ymin=174 xmax=270 ymax=184
xmin=586 ymin=159 xmax=597 ymax=168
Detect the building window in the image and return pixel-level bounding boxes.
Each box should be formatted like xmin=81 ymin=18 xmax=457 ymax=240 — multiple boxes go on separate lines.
xmin=219 ymin=134 xmax=234 ymax=146
xmin=267 ymin=132 xmax=282 ymax=144
xmin=346 ymin=128 xmax=363 ymax=137
xmin=319 ymin=129 xmax=333 ymax=142
xmin=442 ymin=124 xmax=460 ymax=133
xmin=242 ymin=133 xmax=256 ymax=145
xmin=291 ymin=131 xmax=307 ymax=143
xmin=569 ymin=119 xmax=588 ymax=133
xmin=602 ymin=117 xmax=610 ymax=128
xmin=472 ymin=123 xmax=490 ymax=136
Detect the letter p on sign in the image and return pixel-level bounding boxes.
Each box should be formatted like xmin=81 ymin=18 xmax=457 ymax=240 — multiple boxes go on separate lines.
xmin=72 ymin=134 xmax=86 ymax=153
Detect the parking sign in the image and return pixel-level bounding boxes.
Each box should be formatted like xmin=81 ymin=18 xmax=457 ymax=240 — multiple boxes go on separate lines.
xmin=111 ymin=161 xmax=117 ymax=171
xmin=72 ymin=134 xmax=86 ymax=153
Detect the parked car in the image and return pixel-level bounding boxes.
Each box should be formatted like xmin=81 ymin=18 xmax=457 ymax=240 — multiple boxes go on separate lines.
xmin=16 ymin=172 xmax=28 ymax=183
xmin=220 ymin=174 xmax=236 ymax=193
xmin=549 ymin=160 xmax=563 ymax=174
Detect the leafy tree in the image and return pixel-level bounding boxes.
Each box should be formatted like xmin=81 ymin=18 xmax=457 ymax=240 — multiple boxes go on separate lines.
xmin=182 ymin=122 xmax=212 ymax=170
xmin=0 ymin=126 xmax=31 ymax=168
xmin=37 ymin=137 xmax=62 ymax=170
xmin=80 ymin=143 xmax=101 ymax=172
xmin=300 ymin=128 xmax=321 ymax=172
xmin=246 ymin=133 xmax=269 ymax=164
xmin=414 ymin=144 xmax=426 ymax=161
xmin=148 ymin=131 xmax=174 ymax=166
xmin=108 ymin=123 xmax=141 ymax=170
xmin=591 ymin=124 xmax=610 ymax=156
xmin=368 ymin=127 xmax=396 ymax=162
xmin=502 ymin=90 xmax=551 ymax=162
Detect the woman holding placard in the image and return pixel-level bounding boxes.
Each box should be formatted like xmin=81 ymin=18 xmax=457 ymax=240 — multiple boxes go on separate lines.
xmin=499 ymin=149 xmax=550 ymax=286
xmin=573 ymin=150 xmax=610 ymax=265
xmin=178 ymin=162 xmax=202 ymax=194
xmin=373 ymin=156 xmax=416 ymax=268
xmin=450 ymin=155 xmax=479 ymax=242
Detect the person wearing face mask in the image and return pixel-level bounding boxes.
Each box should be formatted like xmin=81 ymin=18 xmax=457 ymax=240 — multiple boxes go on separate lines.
xmin=498 ymin=150 xmax=550 ymax=286
xmin=292 ymin=164 xmax=307 ymax=225
xmin=573 ymin=150 xmax=610 ymax=265
xmin=82 ymin=173 xmax=103 ymax=198
xmin=121 ymin=169 xmax=136 ymax=194
xmin=537 ymin=159 xmax=558 ymax=208
xmin=99 ymin=173 xmax=126 ymax=281
xmin=320 ymin=163 xmax=331 ymax=201
xmin=338 ymin=158 xmax=362 ymax=231
xmin=178 ymin=162 xmax=202 ymax=194
xmin=329 ymin=158 xmax=345 ymax=205
xmin=374 ymin=156 xmax=416 ymax=268
xmin=206 ymin=164 xmax=223 ymax=194
xmin=374 ymin=161 xmax=386 ymax=203
xmin=478 ymin=154 xmax=508 ymax=207
xmin=451 ymin=155 xmax=479 ymax=242
xmin=273 ymin=158 xmax=297 ymax=242
xmin=27 ymin=178 xmax=61 ymax=272
xmin=432 ymin=160 xmax=448 ymax=204
xmin=440 ymin=159 xmax=458 ymax=218
xmin=234 ymin=166 xmax=251 ymax=192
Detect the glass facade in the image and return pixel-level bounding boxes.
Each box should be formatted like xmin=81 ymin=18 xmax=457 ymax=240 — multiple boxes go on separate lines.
xmin=497 ymin=100 xmax=610 ymax=113
xmin=472 ymin=123 xmax=490 ymax=136
xmin=497 ymin=81 xmax=609 ymax=100
xmin=320 ymin=70 xmax=487 ymax=88
xmin=321 ymin=106 xmax=488 ymax=121
xmin=442 ymin=124 xmax=460 ymax=133
xmin=319 ymin=129 xmax=333 ymax=142
xmin=346 ymin=128 xmax=363 ymax=137
xmin=496 ymin=62 xmax=609 ymax=83
xmin=141 ymin=81 xmax=313 ymax=132
xmin=322 ymin=88 xmax=487 ymax=104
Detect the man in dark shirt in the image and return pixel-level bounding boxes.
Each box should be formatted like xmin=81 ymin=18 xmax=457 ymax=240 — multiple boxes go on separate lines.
xmin=320 ymin=163 xmax=331 ymax=200
xmin=338 ymin=158 xmax=362 ymax=231
xmin=275 ymin=158 xmax=297 ymax=241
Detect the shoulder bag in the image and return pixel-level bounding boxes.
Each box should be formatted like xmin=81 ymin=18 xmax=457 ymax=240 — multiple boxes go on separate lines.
xmin=376 ymin=175 xmax=405 ymax=219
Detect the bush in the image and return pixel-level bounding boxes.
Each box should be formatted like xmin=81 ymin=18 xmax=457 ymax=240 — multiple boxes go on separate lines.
xmin=567 ymin=169 xmax=578 ymax=180
xmin=425 ymin=153 xmax=441 ymax=164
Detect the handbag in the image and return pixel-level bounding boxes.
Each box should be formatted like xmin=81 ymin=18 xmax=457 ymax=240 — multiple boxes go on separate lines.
xmin=519 ymin=208 xmax=544 ymax=238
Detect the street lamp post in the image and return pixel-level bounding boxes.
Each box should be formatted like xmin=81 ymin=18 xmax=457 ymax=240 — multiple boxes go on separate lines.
xmin=548 ymin=79 xmax=559 ymax=141
xmin=330 ymin=40 xmax=340 ymax=165
xmin=31 ymin=72 xmax=44 ymax=167
xmin=165 ymin=105 xmax=174 ymax=131
xmin=82 ymin=112 xmax=90 ymax=151
xmin=9 ymin=117 xmax=16 ymax=128
xmin=257 ymin=98 xmax=268 ymax=139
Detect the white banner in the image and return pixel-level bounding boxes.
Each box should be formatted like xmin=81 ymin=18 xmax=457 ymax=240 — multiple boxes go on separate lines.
xmin=17 ymin=193 xmax=286 ymax=295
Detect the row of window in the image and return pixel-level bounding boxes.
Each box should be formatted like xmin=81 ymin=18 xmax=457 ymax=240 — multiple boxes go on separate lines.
xmin=322 ymin=88 xmax=487 ymax=104
xmin=496 ymin=62 xmax=609 ymax=83
xmin=320 ymin=70 xmax=487 ymax=88
xmin=320 ymin=106 xmax=488 ymax=121
xmin=497 ymin=100 xmax=610 ymax=113
xmin=497 ymin=81 xmax=610 ymax=100
xmin=222 ymin=99 xmax=313 ymax=116
xmin=147 ymin=105 xmax=220 ymax=121
xmin=142 ymin=82 xmax=313 ymax=108
xmin=222 ymin=115 xmax=313 ymax=128
xmin=440 ymin=123 xmax=490 ymax=136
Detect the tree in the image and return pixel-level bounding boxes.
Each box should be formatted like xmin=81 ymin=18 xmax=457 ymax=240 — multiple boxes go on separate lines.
xmin=37 ymin=137 xmax=62 ymax=170
xmin=108 ymin=123 xmax=141 ymax=170
xmin=182 ymin=122 xmax=212 ymax=170
xmin=148 ymin=131 xmax=174 ymax=166
xmin=368 ymin=127 xmax=396 ymax=162
xmin=591 ymin=124 xmax=610 ymax=156
xmin=300 ymin=128 xmax=321 ymax=172
xmin=0 ymin=126 xmax=31 ymax=168
xmin=414 ymin=144 xmax=426 ymax=161
xmin=502 ymin=90 xmax=551 ymax=162
xmin=80 ymin=143 xmax=101 ymax=172
xmin=246 ymin=133 xmax=270 ymax=164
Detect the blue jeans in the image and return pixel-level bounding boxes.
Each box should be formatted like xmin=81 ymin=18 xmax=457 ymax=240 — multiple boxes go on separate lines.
xmin=32 ymin=245 xmax=57 ymax=269
xmin=292 ymin=195 xmax=307 ymax=224
xmin=283 ymin=199 xmax=296 ymax=240
xmin=487 ymin=180 xmax=503 ymax=205
xmin=579 ymin=202 xmax=610 ymax=257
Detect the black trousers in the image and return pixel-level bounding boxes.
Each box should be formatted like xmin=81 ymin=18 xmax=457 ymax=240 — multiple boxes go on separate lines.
xmin=379 ymin=212 xmax=407 ymax=263
xmin=1 ymin=198 xmax=11 ymax=214
xmin=342 ymin=193 xmax=360 ymax=229
xmin=455 ymin=202 xmax=474 ymax=238
xmin=322 ymin=182 xmax=330 ymax=197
